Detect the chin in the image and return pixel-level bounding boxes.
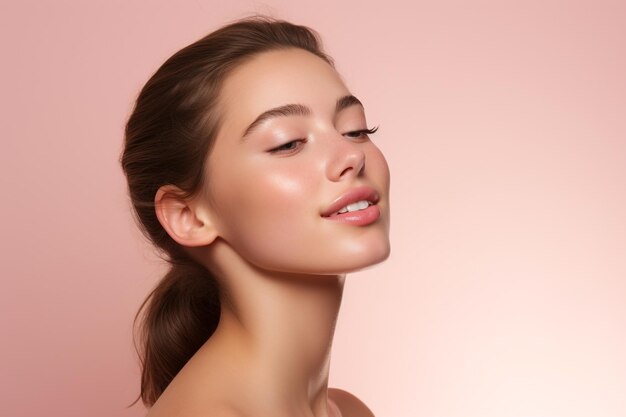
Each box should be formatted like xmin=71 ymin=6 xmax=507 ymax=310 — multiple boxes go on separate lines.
xmin=229 ymin=227 xmax=391 ymax=276
xmin=330 ymin=238 xmax=391 ymax=274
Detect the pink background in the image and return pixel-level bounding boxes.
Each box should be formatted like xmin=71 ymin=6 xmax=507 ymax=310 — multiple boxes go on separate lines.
xmin=1 ymin=1 xmax=625 ymax=416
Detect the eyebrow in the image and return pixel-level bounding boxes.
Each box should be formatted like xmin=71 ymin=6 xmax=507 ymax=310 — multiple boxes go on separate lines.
xmin=241 ymin=94 xmax=364 ymax=139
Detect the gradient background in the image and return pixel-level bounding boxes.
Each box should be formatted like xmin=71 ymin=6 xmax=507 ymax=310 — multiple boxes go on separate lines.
xmin=1 ymin=1 xmax=625 ymax=416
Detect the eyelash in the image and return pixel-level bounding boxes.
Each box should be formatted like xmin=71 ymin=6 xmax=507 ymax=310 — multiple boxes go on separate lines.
xmin=268 ymin=126 xmax=379 ymax=154
xmin=344 ymin=126 xmax=379 ymax=139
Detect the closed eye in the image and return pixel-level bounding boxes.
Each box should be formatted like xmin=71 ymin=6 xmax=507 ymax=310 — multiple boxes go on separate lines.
xmin=268 ymin=139 xmax=307 ymax=154
xmin=344 ymin=126 xmax=379 ymax=139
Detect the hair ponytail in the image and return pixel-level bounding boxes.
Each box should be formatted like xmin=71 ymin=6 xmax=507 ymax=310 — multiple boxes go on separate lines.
xmin=133 ymin=260 xmax=220 ymax=406
xmin=120 ymin=15 xmax=332 ymax=407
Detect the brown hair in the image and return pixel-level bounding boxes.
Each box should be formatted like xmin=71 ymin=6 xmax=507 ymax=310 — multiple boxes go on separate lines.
xmin=119 ymin=16 xmax=334 ymax=407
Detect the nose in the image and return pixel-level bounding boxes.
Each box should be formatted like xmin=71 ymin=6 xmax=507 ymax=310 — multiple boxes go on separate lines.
xmin=325 ymin=137 xmax=366 ymax=182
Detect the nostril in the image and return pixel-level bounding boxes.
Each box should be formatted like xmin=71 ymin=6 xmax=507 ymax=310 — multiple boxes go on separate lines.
xmin=339 ymin=167 xmax=353 ymax=177
xmin=340 ymin=164 xmax=365 ymax=178
xmin=328 ymin=149 xmax=366 ymax=181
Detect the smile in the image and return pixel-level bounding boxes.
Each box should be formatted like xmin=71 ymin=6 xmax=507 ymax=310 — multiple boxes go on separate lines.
xmin=334 ymin=200 xmax=373 ymax=215
xmin=320 ymin=185 xmax=382 ymax=226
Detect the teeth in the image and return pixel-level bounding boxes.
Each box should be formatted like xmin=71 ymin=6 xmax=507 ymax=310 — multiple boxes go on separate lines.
xmin=337 ymin=200 xmax=371 ymax=214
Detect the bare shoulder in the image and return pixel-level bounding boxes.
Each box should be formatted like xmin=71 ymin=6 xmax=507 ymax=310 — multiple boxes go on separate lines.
xmin=146 ymin=392 xmax=244 ymax=417
xmin=148 ymin=405 xmax=243 ymax=417
xmin=328 ymin=388 xmax=376 ymax=417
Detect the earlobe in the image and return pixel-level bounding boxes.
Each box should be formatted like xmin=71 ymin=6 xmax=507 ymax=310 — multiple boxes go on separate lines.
xmin=154 ymin=185 xmax=219 ymax=247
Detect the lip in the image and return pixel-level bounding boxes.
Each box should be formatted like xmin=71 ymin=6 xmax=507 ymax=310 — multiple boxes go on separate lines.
xmin=320 ymin=185 xmax=380 ymax=217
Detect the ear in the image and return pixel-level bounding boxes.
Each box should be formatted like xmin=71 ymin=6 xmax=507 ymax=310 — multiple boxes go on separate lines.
xmin=154 ymin=184 xmax=219 ymax=247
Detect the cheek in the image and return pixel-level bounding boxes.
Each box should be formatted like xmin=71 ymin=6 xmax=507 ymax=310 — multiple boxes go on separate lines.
xmin=245 ymin=170 xmax=314 ymax=223
xmin=210 ymin=161 xmax=320 ymax=263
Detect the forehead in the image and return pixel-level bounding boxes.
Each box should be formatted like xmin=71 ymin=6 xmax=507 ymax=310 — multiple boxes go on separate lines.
xmin=218 ymin=48 xmax=350 ymax=124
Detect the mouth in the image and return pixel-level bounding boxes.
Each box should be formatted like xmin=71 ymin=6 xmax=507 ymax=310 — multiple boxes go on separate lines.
xmin=331 ymin=199 xmax=375 ymax=215
xmin=320 ymin=185 xmax=381 ymax=225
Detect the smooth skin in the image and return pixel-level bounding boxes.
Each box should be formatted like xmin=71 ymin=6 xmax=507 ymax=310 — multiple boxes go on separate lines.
xmin=151 ymin=48 xmax=390 ymax=417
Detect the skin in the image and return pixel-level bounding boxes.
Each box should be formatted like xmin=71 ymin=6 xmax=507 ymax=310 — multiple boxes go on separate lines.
xmin=152 ymin=48 xmax=390 ymax=417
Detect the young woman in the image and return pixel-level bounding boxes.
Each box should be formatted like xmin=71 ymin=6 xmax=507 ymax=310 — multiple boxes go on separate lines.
xmin=120 ymin=16 xmax=390 ymax=417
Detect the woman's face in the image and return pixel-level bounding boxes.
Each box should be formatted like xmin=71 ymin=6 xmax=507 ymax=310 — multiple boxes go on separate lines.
xmin=202 ymin=48 xmax=390 ymax=274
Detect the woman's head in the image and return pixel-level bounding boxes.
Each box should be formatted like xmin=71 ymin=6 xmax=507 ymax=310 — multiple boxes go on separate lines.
xmin=123 ymin=16 xmax=390 ymax=276
xmin=120 ymin=16 xmax=390 ymax=406
xmin=121 ymin=16 xmax=336 ymax=264
xmin=184 ymin=46 xmax=391 ymax=274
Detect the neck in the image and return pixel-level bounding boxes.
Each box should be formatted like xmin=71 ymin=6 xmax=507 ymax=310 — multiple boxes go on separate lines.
xmin=198 ymin=241 xmax=345 ymax=416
